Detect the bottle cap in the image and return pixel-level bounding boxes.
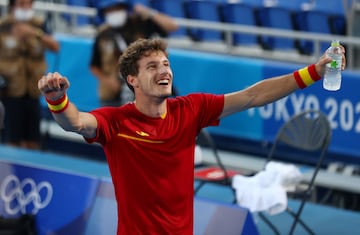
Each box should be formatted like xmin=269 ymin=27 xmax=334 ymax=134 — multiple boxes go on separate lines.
xmin=331 ymin=40 xmax=340 ymax=47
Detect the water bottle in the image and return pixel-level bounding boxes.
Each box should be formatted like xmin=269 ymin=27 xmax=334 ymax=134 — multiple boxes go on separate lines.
xmin=323 ymin=40 xmax=342 ymax=91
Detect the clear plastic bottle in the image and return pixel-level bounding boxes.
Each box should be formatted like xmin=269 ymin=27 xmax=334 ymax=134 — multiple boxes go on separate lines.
xmin=323 ymin=40 xmax=342 ymax=91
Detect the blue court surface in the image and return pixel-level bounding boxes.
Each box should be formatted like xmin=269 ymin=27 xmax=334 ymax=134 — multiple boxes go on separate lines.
xmin=0 ymin=145 xmax=359 ymax=235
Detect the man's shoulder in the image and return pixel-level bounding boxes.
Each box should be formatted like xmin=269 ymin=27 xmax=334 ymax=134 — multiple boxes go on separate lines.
xmin=171 ymin=93 xmax=216 ymax=104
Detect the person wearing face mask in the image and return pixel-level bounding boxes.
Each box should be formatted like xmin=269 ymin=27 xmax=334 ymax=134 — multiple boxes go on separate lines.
xmin=0 ymin=0 xmax=59 ymax=149
xmin=90 ymin=0 xmax=178 ymax=107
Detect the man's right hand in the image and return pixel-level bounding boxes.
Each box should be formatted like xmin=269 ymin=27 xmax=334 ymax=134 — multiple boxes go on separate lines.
xmin=38 ymin=72 xmax=70 ymax=101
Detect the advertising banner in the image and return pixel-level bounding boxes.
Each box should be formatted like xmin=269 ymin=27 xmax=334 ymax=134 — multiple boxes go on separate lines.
xmin=0 ymin=160 xmax=99 ymax=235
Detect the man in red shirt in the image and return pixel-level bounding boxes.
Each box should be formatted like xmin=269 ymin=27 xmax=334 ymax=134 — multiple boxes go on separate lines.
xmin=38 ymin=38 xmax=345 ymax=234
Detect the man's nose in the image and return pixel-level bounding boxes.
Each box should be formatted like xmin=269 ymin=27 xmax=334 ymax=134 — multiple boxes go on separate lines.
xmin=158 ymin=65 xmax=168 ymax=74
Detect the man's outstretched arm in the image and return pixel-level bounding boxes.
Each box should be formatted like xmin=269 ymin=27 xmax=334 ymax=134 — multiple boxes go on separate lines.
xmin=221 ymin=46 xmax=346 ymax=118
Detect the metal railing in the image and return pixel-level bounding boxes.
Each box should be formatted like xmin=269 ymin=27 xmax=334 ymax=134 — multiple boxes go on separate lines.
xmin=0 ymin=0 xmax=359 ymax=69
xmin=172 ymin=18 xmax=360 ymax=68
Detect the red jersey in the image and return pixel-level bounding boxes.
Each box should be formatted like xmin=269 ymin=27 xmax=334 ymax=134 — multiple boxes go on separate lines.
xmin=86 ymin=93 xmax=224 ymax=235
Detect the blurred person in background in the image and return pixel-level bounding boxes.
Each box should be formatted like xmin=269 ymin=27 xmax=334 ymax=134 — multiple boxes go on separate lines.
xmin=90 ymin=0 xmax=178 ymax=107
xmin=0 ymin=0 xmax=59 ymax=149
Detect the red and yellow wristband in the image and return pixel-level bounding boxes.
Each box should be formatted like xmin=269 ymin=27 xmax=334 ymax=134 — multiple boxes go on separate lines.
xmin=46 ymin=94 xmax=69 ymax=113
xmin=293 ymin=64 xmax=321 ymax=89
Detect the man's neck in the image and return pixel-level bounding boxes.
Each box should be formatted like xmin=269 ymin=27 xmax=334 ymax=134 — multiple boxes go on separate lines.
xmin=134 ymin=98 xmax=167 ymax=118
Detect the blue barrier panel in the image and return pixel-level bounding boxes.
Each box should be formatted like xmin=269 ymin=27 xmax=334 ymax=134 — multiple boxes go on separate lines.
xmin=0 ymin=160 xmax=99 ymax=235
xmin=194 ymin=197 xmax=259 ymax=235
xmin=43 ymin=35 xmax=360 ymax=162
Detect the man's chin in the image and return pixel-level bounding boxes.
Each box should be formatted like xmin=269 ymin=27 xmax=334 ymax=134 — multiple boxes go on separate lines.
xmin=159 ymin=93 xmax=172 ymax=99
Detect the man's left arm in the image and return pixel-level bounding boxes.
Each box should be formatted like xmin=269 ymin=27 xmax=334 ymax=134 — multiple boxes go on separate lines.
xmin=220 ymin=46 xmax=346 ymax=118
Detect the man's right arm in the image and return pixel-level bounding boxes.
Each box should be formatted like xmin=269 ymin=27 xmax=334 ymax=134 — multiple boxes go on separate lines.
xmin=38 ymin=72 xmax=98 ymax=139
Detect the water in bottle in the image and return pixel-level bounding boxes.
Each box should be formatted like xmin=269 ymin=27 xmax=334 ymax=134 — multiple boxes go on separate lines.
xmin=323 ymin=40 xmax=342 ymax=91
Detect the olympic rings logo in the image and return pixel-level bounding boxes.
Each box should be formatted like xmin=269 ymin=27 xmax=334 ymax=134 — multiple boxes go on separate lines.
xmin=0 ymin=175 xmax=53 ymax=215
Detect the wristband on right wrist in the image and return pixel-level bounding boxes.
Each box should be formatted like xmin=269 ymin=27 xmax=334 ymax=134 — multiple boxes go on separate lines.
xmin=46 ymin=94 xmax=69 ymax=113
xmin=293 ymin=64 xmax=321 ymax=89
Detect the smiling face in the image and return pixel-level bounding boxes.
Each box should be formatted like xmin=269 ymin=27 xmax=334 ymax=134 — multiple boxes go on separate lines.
xmin=128 ymin=50 xmax=173 ymax=100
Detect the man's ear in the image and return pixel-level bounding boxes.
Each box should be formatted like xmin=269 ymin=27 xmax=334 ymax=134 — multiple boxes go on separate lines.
xmin=127 ymin=75 xmax=138 ymax=88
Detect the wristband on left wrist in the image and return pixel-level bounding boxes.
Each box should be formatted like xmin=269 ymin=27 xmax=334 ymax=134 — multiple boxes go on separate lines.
xmin=293 ymin=64 xmax=321 ymax=89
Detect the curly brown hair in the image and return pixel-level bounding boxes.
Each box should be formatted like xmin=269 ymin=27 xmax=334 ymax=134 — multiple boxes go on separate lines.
xmin=118 ymin=38 xmax=169 ymax=92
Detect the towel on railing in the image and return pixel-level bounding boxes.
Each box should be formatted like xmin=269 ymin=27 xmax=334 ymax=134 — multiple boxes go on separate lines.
xmin=232 ymin=161 xmax=303 ymax=215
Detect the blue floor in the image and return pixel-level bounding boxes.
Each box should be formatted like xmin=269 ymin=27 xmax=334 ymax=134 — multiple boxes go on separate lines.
xmin=1 ymin=145 xmax=359 ymax=235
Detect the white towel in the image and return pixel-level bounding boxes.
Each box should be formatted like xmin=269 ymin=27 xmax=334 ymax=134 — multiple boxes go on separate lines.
xmin=265 ymin=161 xmax=304 ymax=192
xmin=232 ymin=161 xmax=303 ymax=215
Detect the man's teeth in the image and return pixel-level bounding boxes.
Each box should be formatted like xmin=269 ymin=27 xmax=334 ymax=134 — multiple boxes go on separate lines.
xmin=157 ymin=79 xmax=169 ymax=85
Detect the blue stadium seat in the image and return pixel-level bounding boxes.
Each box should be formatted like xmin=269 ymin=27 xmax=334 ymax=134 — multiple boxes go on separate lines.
xmin=303 ymin=10 xmax=333 ymax=54
xmin=151 ymin=0 xmax=188 ymax=38
xmin=311 ymin=0 xmax=346 ymax=35
xmin=260 ymin=6 xmax=298 ymax=51
xmin=63 ymin=0 xmax=94 ymax=26
xmin=235 ymin=0 xmax=298 ymax=51
xmin=272 ymin=0 xmax=313 ymax=54
xmin=274 ymin=0 xmax=311 ymax=32
xmin=312 ymin=0 xmax=345 ymax=15
xmin=276 ymin=0 xmax=311 ymax=11
xmin=128 ymin=0 xmax=151 ymax=7
xmin=238 ymin=0 xmax=264 ymax=7
xmin=93 ymin=0 xmax=153 ymax=25
xmin=184 ymin=0 xmax=223 ymax=42
xmin=220 ymin=3 xmax=260 ymax=47
xmin=296 ymin=0 xmax=346 ymax=54
xmin=229 ymin=0 xmax=280 ymax=50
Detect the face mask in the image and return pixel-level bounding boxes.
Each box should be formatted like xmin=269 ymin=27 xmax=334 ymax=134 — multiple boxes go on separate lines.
xmin=14 ymin=8 xmax=34 ymax=21
xmin=105 ymin=10 xmax=127 ymax=27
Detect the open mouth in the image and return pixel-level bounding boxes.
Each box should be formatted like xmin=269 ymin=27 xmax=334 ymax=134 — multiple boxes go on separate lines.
xmin=157 ymin=79 xmax=170 ymax=86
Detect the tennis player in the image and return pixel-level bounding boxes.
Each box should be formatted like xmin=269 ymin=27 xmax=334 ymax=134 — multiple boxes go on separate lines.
xmin=38 ymin=38 xmax=345 ymax=235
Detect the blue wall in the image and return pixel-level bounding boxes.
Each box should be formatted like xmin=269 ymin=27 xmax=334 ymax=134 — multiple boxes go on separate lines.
xmin=45 ymin=34 xmax=360 ymax=164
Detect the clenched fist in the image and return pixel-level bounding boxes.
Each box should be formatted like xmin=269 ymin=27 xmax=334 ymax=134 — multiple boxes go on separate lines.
xmin=38 ymin=72 xmax=70 ymax=101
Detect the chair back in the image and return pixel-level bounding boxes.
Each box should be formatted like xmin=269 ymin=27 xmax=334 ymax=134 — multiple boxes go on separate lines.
xmin=267 ymin=110 xmax=331 ymax=168
xmin=261 ymin=110 xmax=331 ymax=235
